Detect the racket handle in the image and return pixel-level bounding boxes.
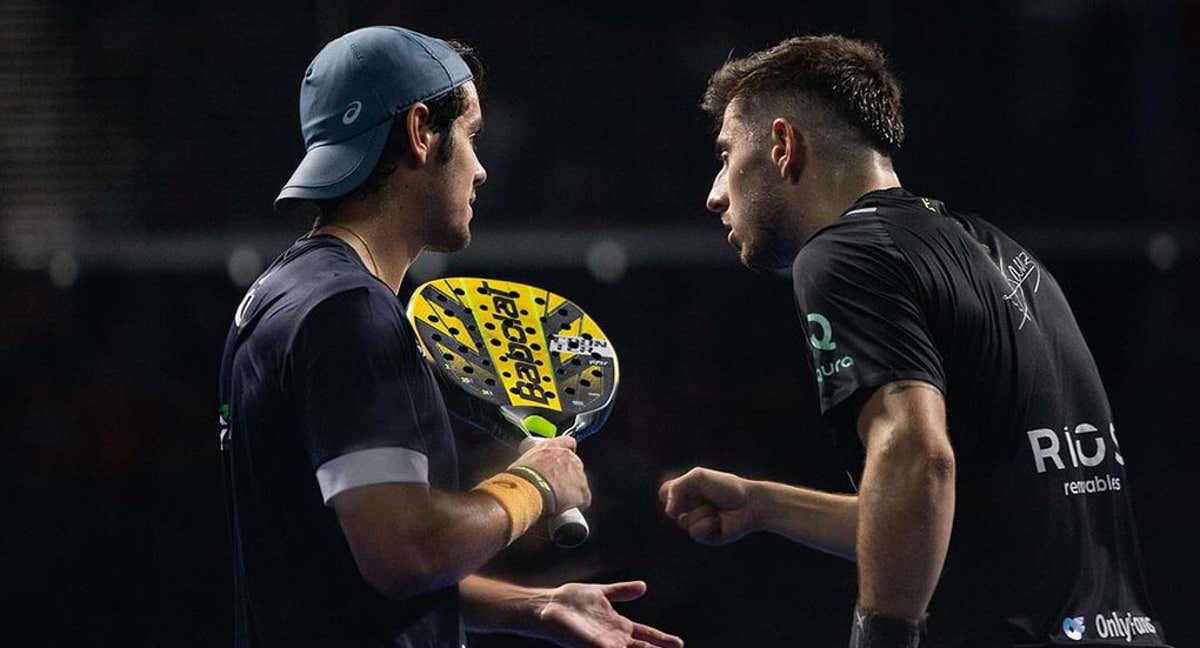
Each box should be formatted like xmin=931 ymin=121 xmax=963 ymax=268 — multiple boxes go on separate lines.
xmin=549 ymin=507 xmax=589 ymax=548
xmin=516 ymin=437 xmax=591 ymax=548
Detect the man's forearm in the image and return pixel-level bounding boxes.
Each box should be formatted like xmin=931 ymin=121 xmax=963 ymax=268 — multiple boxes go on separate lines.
xmin=335 ymin=484 xmax=513 ymax=600
xmin=417 ymin=490 xmax=515 ymax=589
xmin=749 ymin=481 xmax=858 ymax=560
xmin=460 ymin=575 xmax=549 ymax=635
xmin=855 ymin=434 xmax=955 ymax=620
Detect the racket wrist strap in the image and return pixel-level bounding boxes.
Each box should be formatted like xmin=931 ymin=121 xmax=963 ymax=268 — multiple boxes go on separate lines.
xmin=505 ymin=465 xmax=558 ymax=515
xmin=473 ymin=473 xmax=544 ymax=545
xmin=848 ymin=607 xmax=923 ymax=648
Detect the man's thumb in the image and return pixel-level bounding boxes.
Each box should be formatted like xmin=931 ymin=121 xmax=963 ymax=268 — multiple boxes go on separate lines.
xmin=601 ymin=580 xmax=647 ymax=603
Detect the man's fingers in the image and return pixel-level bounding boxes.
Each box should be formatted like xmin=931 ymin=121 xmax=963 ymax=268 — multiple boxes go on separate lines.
xmin=600 ymin=580 xmax=647 ymax=602
xmin=683 ymin=509 xmax=721 ymax=545
xmin=666 ymin=468 xmax=723 ymax=515
xmin=632 ymin=622 xmax=685 ymax=648
xmin=663 ymin=481 xmax=704 ymax=519
xmin=657 ymin=478 xmax=674 ymax=504
xmin=663 ymin=490 xmax=688 ymax=519
xmin=543 ymin=435 xmax=577 ymax=451
xmin=676 ymin=504 xmax=716 ymax=529
xmin=660 ymin=467 xmax=707 ymax=504
xmin=660 ymin=480 xmax=679 ymax=517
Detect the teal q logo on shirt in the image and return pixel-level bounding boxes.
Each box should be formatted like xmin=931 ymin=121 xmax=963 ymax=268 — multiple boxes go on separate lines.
xmin=806 ymin=313 xmax=837 ymax=351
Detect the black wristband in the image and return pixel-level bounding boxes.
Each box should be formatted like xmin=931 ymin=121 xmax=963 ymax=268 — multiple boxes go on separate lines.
xmin=848 ymin=607 xmax=923 ymax=648
xmin=505 ymin=466 xmax=558 ymax=515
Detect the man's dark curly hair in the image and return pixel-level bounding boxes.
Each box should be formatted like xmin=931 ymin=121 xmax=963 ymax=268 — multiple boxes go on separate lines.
xmin=702 ymin=35 xmax=904 ymax=158
xmin=317 ymin=40 xmax=483 ymax=216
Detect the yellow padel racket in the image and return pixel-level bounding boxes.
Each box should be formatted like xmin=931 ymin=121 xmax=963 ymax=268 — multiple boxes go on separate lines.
xmin=406 ymin=277 xmax=619 ymax=547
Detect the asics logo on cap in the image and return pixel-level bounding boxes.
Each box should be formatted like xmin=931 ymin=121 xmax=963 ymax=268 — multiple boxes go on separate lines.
xmin=342 ymin=100 xmax=363 ymax=125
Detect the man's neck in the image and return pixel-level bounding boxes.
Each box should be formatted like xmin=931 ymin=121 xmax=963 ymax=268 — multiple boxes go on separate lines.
xmin=316 ymin=199 xmax=423 ymax=295
xmin=803 ymin=156 xmax=901 ymax=239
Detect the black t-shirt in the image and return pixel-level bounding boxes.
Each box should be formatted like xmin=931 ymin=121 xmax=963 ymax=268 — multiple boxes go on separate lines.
xmin=792 ymin=189 xmax=1169 ymax=647
xmin=218 ymin=235 xmax=463 ymax=648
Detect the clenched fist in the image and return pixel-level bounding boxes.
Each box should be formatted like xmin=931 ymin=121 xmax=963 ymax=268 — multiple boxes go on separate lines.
xmin=659 ymin=467 xmax=760 ymax=545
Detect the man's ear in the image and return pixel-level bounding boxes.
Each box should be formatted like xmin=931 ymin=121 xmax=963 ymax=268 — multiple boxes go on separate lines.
xmin=770 ymin=118 xmax=805 ymax=182
xmin=403 ymin=102 xmax=435 ymax=166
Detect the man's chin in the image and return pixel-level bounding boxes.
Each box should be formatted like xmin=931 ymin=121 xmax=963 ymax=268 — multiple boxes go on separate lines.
xmin=740 ymin=246 xmax=790 ymax=273
xmin=426 ymin=229 xmax=471 ymax=254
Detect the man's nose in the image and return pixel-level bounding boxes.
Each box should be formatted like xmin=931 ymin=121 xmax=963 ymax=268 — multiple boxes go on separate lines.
xmin=706 ymin=178 xmax=728 ymax=214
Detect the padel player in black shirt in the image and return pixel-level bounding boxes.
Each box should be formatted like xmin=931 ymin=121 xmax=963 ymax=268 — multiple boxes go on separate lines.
xmin=794 ymin=187 xmax=1165 ymax=646
xmin=660 ymin=35 xmax=1169 ymax=647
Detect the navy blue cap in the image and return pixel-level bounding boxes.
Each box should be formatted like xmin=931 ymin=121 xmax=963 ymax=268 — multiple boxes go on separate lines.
xmin=275 ymin=26 xmax=473 ymax=211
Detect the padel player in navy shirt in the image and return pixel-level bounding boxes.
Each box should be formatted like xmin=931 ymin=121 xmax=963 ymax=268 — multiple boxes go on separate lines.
xmin=220 ymin=235 xmax=466 ymax=644
xmin=220 ymin=26 xmax=681 ymax=648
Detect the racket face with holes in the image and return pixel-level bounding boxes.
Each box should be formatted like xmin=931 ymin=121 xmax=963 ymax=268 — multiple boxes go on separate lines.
xmin=406 ymin=277 xmax=619 ymax=441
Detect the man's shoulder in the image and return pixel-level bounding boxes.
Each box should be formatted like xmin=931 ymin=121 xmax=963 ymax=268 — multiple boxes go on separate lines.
xmin=859 ymin=189 xmax=1011 ymax=248
xmin=852 ymin=191 xmax=967 ymax=245
xmin=793 ymin=209 xmax=899 ymax=281
xmin=233 ymin=237 xmax=397 ymax=340
xmin=800 ymin=189 xmax=1009 ymax=270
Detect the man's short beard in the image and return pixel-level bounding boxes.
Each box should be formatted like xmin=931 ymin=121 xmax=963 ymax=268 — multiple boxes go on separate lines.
xmin=425 ymin=226 xmax=470 ymax=253
xmin=741 ymin=230 xmax=795 ymax=271
xmin=422 ymin=143 xmax=473 ymax=253
xmin=740 ymin=186 xmax=799 ymax=271
xmin=423 ymin=202 xmax=471 ymax=252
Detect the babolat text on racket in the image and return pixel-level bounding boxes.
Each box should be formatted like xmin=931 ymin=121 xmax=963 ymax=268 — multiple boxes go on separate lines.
xmin=405 ymin=277 xmax=619 ymax=547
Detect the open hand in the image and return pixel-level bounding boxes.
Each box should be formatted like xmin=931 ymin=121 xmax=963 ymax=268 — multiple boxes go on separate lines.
xmin=535 ymin=581 xmax=683 ymax=648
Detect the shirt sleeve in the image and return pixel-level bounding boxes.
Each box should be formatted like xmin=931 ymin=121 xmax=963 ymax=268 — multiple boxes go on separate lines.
xmin=288 ymin=286 xmax=433 ymax=504
xmin=792 ymin=219 xmax=946 ymax=434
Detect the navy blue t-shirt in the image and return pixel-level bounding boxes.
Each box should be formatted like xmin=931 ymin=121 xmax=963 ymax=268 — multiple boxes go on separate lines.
xmin=218 ymin=235 xmax=462 ymax=647
xmin=793 ymin=189 xmax=1169 ymax=647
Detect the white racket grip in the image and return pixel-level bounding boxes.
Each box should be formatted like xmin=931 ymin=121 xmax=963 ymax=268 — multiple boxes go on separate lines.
xmin=516 ymin=437 xmax=591 ymax=548
xmin=548 ymin=506 xmax=589 ymax=548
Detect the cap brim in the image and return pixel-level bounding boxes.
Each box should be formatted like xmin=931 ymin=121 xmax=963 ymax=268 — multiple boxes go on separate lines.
xmin=274 ymin=118 xmax=392 ymax=212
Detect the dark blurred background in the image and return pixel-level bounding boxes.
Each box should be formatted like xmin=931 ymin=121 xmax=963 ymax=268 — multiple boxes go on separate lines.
xmin=2 ymin=0 xmax=1197 ymax=645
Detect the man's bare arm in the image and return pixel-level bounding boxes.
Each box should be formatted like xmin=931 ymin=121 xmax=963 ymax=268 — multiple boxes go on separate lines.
xmin=460 ymin=575 xmax=546 ymax=634
xmin=750 ymin=481 xmax=859 ymax=561
xmin=855 ymin=379 xmax=955 ymax=620
xmin=332 ymin=436 xmax=588 ymax=601
xmin=659 ymin=467 xmax=857 ymax=560
xmin=333 ymin=484 xmax=510 ymax=599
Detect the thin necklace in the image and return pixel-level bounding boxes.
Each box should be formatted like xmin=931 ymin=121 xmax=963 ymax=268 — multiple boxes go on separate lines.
xmin=318 ymin=224 xmax=380 ymax=278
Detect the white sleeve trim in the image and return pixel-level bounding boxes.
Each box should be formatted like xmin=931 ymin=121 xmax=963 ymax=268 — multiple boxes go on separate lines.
xmin=315 ymin=446 xmax=429 ymax=505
